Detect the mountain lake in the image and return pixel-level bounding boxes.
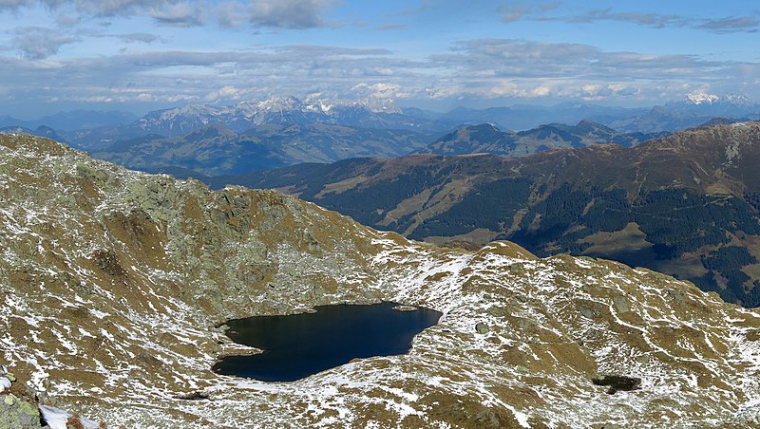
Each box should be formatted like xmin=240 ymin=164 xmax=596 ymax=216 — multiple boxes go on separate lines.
xmin=212 ymin=302 xmax=442 ymax=382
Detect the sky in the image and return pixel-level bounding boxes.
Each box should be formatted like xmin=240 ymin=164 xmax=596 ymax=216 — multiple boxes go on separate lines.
xmin=0 ymin=0 xmax=759 ymax=118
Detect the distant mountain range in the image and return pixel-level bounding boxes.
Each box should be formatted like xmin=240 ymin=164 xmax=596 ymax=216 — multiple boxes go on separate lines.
xmin=0 ymin=125 xmax=65 ymax=142
xmin=428 ymin=103 xmax=648 ymax=131
xmin=608 ymin=101 xmax=759 ymax=133
xmin=0 ymin=110 xmax=137 ymax=131
xmin=207 ymin=122 xmax=760 ymax=307
xmin=91 ymin=123 xmax=435 ymax=176
xmin=87 ymin=119 xmax=672 ymax=176
xmin=1 ymin=94 xmax=757 ymax=154
xmin=0 ymin=95 xmax=757 ymax=182
xmin=420 ymin=95 xmax=760 ymax=132
xmin=64 ymin=97 xmax=450 ymax=151
xmin=418 ymin=120 xmax=668 ymax=156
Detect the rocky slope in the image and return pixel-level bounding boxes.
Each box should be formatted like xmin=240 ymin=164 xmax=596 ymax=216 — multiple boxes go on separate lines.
xmin=219 ymin=122 xmax=760 ymax=307
xmin=3 ymin=133 xmax=760 ymax=427
xmin=419 ymin=121 xmax=667 ymax=156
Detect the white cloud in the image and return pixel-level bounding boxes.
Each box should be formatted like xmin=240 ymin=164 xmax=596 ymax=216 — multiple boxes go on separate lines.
xmin=149 ymin=2 xmax=203 ymax=26
xmin=0 ymin=0 xmax=337 ymax=28
xmin=0 ymin=34 xmax=757 ymax=111
xmin=530 ymin=7 xmax=760 ymax=34
xmin=248 ymin=0 xmax=338 ymax=28
xmin=11 ymin=26 xmax=79 ymax=59
xmin=204 ymin=85 xmax=246 ymax=101
xmin=215 ymin=1 xmax=247 ymax=27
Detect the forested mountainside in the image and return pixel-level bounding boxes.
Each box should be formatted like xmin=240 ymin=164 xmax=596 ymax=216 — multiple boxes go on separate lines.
xmin=4 ymin=134 xmax=760 ymax=427
xmin=215 ymin=122 xmax=760 ymax=306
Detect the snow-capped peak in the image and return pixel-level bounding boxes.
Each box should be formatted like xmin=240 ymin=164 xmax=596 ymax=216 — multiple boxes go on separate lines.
xmin=255 ymin=96 xmax=304 ymax=112
xmin=686 ymin=90 xmax=752 ymax=106
xmin=161 ymin=104 xmax=219 ymax=118
xmin=686 ymin=90 xmax=720 ymax=105
xmin=127 ymin=94 xmax=419 ymax=137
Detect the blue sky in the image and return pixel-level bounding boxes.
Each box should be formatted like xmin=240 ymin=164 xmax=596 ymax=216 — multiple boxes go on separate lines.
xmin=0 ymin=0 xmax=759 ymax=117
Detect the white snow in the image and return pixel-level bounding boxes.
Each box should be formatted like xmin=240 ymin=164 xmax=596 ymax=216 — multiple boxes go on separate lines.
xmin=0 ymin=377 xmax=11 ymax=393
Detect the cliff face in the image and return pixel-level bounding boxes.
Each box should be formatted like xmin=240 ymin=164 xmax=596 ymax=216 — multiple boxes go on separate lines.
xmin=2 ymin=134 xmax=760 ymax=428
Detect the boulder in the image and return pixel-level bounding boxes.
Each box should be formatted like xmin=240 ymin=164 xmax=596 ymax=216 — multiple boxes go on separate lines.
xmin=475 ymin=322 xmax=489 ymax=334
xmin=0 ymin=395 xmax=42 ymax=428
xmin=592 ymin=375 xmax=642 ymax=394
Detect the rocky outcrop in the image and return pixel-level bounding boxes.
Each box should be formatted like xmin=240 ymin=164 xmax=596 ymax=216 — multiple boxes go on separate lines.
xmin=0 ymin=394 xmax=41 ymax=429
xmin=0 ymin=365 xmax=40 ymax=429
xmin=2 ymin=134 xmax=760 ymax=427
xmin=592 ymin=375 xmax=642 ymax=394
xmin=0 ymin=365 xmax=108 ymax=429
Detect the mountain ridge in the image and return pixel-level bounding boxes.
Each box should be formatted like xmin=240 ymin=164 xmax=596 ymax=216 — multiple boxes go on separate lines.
xmin=84 ymin=119 xmax=670 ymax=177
xmin=212 ymin=122 xmax=760 ymax=306
xmin=65 ymin=97 xmax=448 ymax=150
xmin=89 ymin=122 xmax=436 ymax=176
xmin=4 ymin=133 xmax=760 ymax=427
xmin=418 ymin=120 xmax=668 ymax=157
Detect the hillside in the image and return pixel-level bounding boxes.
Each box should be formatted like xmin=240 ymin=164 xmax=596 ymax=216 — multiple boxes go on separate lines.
xmin=5 ymin=134 xmax=760 ymax=427
xmin=217 ymin=122 xmax=760 ymax=307
xmin=419 ymin=121 xmax=667 ymax=156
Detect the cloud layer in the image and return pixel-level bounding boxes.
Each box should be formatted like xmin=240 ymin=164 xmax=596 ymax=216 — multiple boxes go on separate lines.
xmin=0 ymin=0 xmax=338 ymax=28
xmin=518 ymin=6 xmax=760 ymax=34
xmin=0 ymin=1 xmax=758 ymax=115
xmin=1 ymin=37 xmax=755 ymax=110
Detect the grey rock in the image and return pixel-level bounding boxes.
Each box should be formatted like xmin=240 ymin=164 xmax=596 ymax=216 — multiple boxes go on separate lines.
xmin=612 ymin=295 xmax=631 ymax=314
xmin=0 ymin=395 xmax=42 ymax=428
xmin=475 ymin=322 xmax=489 ymax=334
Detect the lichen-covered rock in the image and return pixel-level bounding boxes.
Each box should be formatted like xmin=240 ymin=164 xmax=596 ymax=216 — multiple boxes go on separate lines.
xmin=0 ymin=395 xmax=42 ymax=428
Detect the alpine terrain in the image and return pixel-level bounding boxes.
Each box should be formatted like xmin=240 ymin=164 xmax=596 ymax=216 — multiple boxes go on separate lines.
xmin=4 ymin=133 xmax=760 ymax=427
xmin=82 ymin=119 xmax=665 ymax=178
xmin=417 ymin=121 xmax=667 ymax=157
xmin=220 ymin=122 xmax=760 ymax=307
xmin=89 ymin=123 xmax=435 ymax=176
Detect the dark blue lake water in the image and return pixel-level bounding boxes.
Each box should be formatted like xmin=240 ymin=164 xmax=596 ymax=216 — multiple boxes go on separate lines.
xmin=212 ymin=302 xmax=442 ymax=382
